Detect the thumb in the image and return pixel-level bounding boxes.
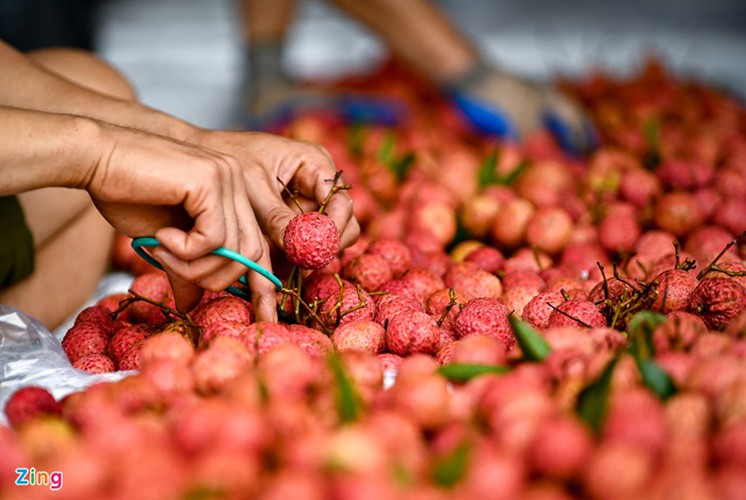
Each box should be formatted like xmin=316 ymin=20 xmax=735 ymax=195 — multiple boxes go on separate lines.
xmin=164 ymin=270 xmax=204 ymax=314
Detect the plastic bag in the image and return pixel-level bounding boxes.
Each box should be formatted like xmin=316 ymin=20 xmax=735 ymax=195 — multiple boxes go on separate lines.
xmin=0 ymin=306 xmax=130 ymax=427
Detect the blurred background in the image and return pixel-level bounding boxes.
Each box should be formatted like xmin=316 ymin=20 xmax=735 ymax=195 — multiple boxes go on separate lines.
xmin=2 ymin=0 xmax=745 ymax=129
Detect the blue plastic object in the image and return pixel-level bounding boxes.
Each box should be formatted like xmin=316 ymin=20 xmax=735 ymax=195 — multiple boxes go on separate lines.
xmin=542 ymin=111 xmax=598 ymax=157
xmin=450 ymin=91 xmax=519 ymax=140
xmin=131 ymin=237 xmax=283 ymax=295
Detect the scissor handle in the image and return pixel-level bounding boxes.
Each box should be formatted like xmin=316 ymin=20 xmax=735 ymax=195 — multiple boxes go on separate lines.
xmin=131 ymin=237 xmax=283 ymax=293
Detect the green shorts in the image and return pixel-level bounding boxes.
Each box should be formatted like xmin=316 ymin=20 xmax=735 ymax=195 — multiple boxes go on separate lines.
xmin=0 ymin=195 xmax=35 ymax=288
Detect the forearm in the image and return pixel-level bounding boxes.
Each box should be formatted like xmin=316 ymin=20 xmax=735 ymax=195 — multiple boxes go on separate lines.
xmin=0 ymin=41 xmax=201 ymax=144
xmin=0 ymin=105 xmax=100 ymax=195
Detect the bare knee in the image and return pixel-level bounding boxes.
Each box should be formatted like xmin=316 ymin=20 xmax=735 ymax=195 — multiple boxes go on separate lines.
xmin=29 ymin=47 xmax=137 ymax=101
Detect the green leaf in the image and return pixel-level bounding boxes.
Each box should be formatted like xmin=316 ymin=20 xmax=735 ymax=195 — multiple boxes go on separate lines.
xmin=437 ymin=363 xmax=511 ymax=382
xmin=432 ymin=443 xmax=471 ymax=488
xmin=509 ymin=315 xmax=552 ymax=361
xmin=576 ymin=358 xmax=618 ymax=432
xmin=347 ymin=124 xmax=366 ymax=159
xmin=637 ymin=359 xmax=677 ymax=401
xmin=389 ymin=151 xmax=415 ymax=182
xmin=377 ymin=131 xmax=396 ymax=164
xmin=476 ymin=150 xmax=500 ymax=188
xmin=499 ymin=159 xmax=530 ymax=186
xmin=627 ymin=310 xmax=667 ymax=360
xmin=328 ymin=353 xmax=361 ymax=423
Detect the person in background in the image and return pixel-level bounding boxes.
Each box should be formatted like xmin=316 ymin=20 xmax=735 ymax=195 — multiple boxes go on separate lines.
xmin=242 ymin=0 xmax=595 ymax=153
xmin=0 ymin=40 xmax=359 ymax=330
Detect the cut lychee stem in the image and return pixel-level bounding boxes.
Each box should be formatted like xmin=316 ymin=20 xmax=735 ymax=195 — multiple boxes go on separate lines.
xmin=546 ymin=302 xmax=592 ymax=328
xmin=115 ymin=290 xmax=194 ymax=326
xmin=280 ymin=286 xmax=331 ymax=334
xmin=530 ymin=245 xmax=546 ymax=271
xmin=597 ymin=263 xmax=611 ymax=301
xmin=437 ymin=288 xmax=458 ymax=327
xmin=276 ymin=176 xmax=305 ymax=213
xmin=560 ymin=288 xmax=572 ymax=301
xmin=338 ymin=285 xmax=370 ymax=320
xmin=318 ymin=171 xmax=352 ymax=215
xmin=696 ymin=230 xmax=746 ymax=280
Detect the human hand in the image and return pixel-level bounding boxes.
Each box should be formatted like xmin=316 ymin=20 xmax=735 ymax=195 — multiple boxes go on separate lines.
xmin=196 ymin=130 xmax=360 ymax=252
xmin=449 ymin=67 xmax=597 ymax=155
xmin=84 ymin=124 xmax=277 ymax=320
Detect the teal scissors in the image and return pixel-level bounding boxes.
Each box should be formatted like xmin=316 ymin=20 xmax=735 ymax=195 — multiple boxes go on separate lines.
xmin=131 ymin=237 xmax=283 ymax=299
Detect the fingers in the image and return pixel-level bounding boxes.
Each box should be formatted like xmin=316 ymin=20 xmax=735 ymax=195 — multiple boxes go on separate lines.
xmin=163 ymin=269 xmax=203 ymax=313
xmin=246 ymin=237 xmax=278 ymax=323
xmin=542 ymin=91 xmax=597 ymax=156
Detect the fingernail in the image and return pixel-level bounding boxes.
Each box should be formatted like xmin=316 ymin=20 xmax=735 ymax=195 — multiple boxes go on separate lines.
xmin=152 ymin=247 xmax=177 ymax=266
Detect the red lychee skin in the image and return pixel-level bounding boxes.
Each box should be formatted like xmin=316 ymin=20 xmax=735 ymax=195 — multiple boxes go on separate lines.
xmin=287 ymin=324 xmax=333 ymax=358
xmin=657 ymin=158 xmax=714 ymax=189
xmin=118 ymin=346 xmax=142 ymax=371
xmin=560 ymin=242 xmax=609 ymax=278
xmin=587 ymin=276 xmax=638 ymax=317
xmin=501 ymin=285 xmax=542 ymax=320
xmin=501 ymin=270 xmax=546 ymax=294
xmin=426 ymin=288 xmax=466 ymax=330
xmin=107 ymin=324 xmax=149 ymax=366
xmin=713 ymin=198 xmax=746 ymax=235
xmin=74 ymin=305 xmax=116 ymax=335
xmin=634 ymin=230 xmax=678 ymax=262
xmin=619 ymin=166 xmax=661 ymax=208
xmin=139 ymin=331 xmax=195 ymax=367
xmin=598 ymin=203 xmax=641 ymax=254
xmin=652 ymin=311 xmax=708 ymax=354
xmin=464 ymin=246 xmax=505 ymax=274
xmin=245 ymin=321 xmax=295 ymax=356
xmin=491 ymin=197 xmax=535 ymax=248
xmin=385 ymin=310 xmax=440 ymax=356
xmin=583 ymin=442 xmax=654 ymax=499
xmin=374 ymin=295 xmax=425 ymax=328
xmin=365 ymin=239 xmax=412 ymax=278
xmin=503 ymin=247 xmax=553 ymax=274
xmin=644 ymin=251 xmax=698 ymax=281
xmin=454 ymin=298 xmax=514 ymax=350
xmin=400 ymin=268 xmax=446 ymax=299
xmin=73 ymin=354 xmax=116 ymax=374
xmin=449 ymin=334 xmax=507 ymax=366
xmin=191 ymin=337 xmax=253 ymax=394
xmin=191 ymin=296 xmax=254 ymax=328
xmin=653 ymin=192 xmax=705 ymax=237
xmin=528 ymin=415 xmax=593 ymax=480
xmin=727 ymin=310 xmax=746 ymax=339
xmin=331 ymin=320 xmax=386 ymax=354
xmin=342 ymin=254 xmax=393 ymax=292
xmin=603 ymin=388 xmax=666 ymax=455
xmin=408 ymin=201 xmax=457 ymax=246
xmin=199 ymin=321 xmax=257 ymax=359
xmin=685 ymin=226 xmax=739 ymax=265
xmin=97 ymin=293 xmax=135 ymax=323
xmin=525 ymin=206 xmax=574 ymax=255
xmin=650 ymin=269 xmax=698 ymax=314
xmin=444 ymin=261 xmax=481 ymax=287
xmin=319 ymin=286 xmax=375 ymax=327
xmin=377 ymin=353 xmax=404 ymax=372
xmin=700 ymin=261 xmax=746 ymax=289
xmin=302 ymin=272 xmax=349 ymax=303
xmin=450 ymin=268 xmax=503 ymax=301
xmin=283 ymin=211 xmax=341 ymax=269
xmin=61 ymin=322 xmax=109 ymax=363
xmin=688 ymin=278 xmax=746 ymax=330
xmin=522 ymin=291 xmax=565 ymax=329
xmin=547 ymin=299 xmax=607 ymax=329
xmin=129 ymin=271 xmax=171 ymax=325
xmin=376 ymin=279 xmax=425 ymax=305
xmin=461 ymin=194 xmax=501 ymax=238
xmin=4 ymin=386 xmax=61 ymax=429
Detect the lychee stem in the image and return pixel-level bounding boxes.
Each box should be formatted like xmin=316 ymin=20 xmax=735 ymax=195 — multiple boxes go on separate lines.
xmin=437 ymin=288 xmax=458 ymax=327
xmin=696 ymin=230 xmax=746 ymax=280
xmin=280 ymin=287 xmax=331 ymax=334
xmin=318 ymin=171 xmax=352 ymax=215
xmin=338 ymin=285 xmax=370 ymax=320
xmin=119 ymin=290 xmax=197 ymax=329
xmin=276 ymin=176 xmax=305 ymax=213
xmin=546 ymin=302 xmax=592 ymax=328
